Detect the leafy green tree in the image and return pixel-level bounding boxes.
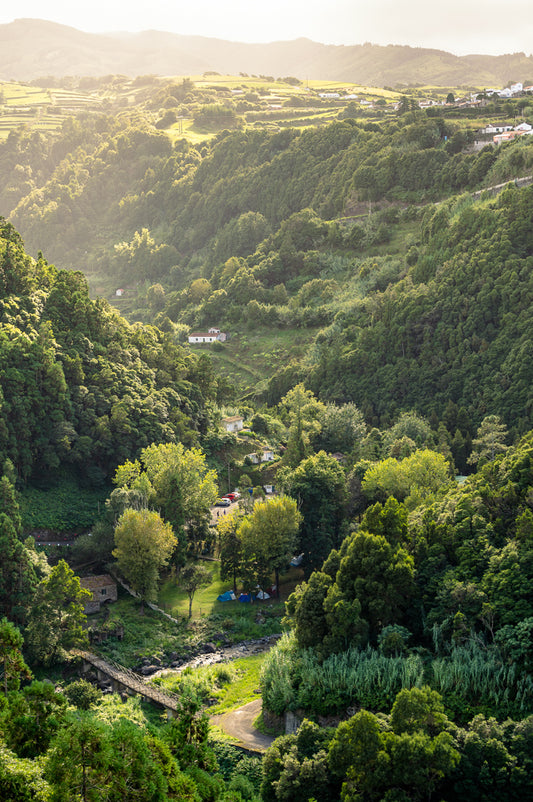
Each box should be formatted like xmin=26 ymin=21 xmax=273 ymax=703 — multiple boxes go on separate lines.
xmin=164 ymin=688 xmax=214 ymax=771
xmin=113 ymin=508 xmax=176 ymax=613
xmin=116 ymin=442 xmax=218 ymax=561
xmin=313 ymin=402 xmax=367 ymax=455
xmin=362 ymin=449 xmax=452 ymax=508
xmin=0 ymin=475 xmax=22 ymax=533
xmin=44 ymin=711 xmax=112 ymax=802
xmin=261 ymin=719 xmax=338 ymax=802
xmin=237 ymin=496 xmax=301 ymax=595
xmin=180 ymin=563 xmax=212 ymax=619
xmin=280 ymin=384 xmax=325 ymax=468
xmin=0 ymin=513 xmax=37 ymax=625
xmin=390 ymin=686 xmax=448 ymax=737
xmin=359 ymin=497 xmax=409 ymax=549
xmin=285 ymin=571 xmax=332 ymax=651
xmin=384 ymin=411 xmax=435 ymax=454
xmin=329 ymin=689 xmax=459 ymax=802
xmin=64 ymin=679 xmax=102 ymax=711
xmin=24 ymin=560 xmax=90 ymax=665
xmin=4 ymin=680 xmax=67 ymax=758
xmin=47 ymin=707 xmax=200 ymax=802
xmin=0 ymin=744 xmax=51 ymax=802
xmin=467 ymin=415 xmax=509 ymax=467
xmin=0 ymin=618 xmax=31 ymax=696
xmin=218 ymin=510 xmax=244 ymax=594
xmin=336 ymin=529 xmax=415 ymax=637
xmin=278 ymin=451 xmax=346 ymax=575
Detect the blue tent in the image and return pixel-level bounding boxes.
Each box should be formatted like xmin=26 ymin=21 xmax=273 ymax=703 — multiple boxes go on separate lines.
xmin=238 ymin=593 xmax=251 ymax=603
xmin=217 ymin=591 xmax=235 ymax=602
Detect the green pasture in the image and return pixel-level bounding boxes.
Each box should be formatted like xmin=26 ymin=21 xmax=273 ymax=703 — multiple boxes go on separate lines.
xmin=1 ymin=82 xmax=50 ymax=105
xmin=204 ymin=327 xmax=320 ymax=396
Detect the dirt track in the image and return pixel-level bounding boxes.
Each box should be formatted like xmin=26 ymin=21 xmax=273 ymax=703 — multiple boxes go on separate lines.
xmin=210 ymin=698 xmax=274 ymax=752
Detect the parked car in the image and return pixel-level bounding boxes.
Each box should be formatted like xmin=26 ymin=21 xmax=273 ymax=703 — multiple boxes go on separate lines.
xmin=224 ymin=492 xmax=240 ymax=501
xmin=215 ymin=498 xmax=232 ymax=507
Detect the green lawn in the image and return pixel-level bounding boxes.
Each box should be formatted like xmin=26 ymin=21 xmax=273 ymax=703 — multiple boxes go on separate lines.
xmin=158 ymin=561 xmax=227 ymax=619
xmin=158 ymin=561 xmax=303 ymax=620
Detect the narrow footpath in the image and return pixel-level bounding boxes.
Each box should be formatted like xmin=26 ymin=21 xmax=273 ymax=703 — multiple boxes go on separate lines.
xmin=210 ymin=698 xmax=274 ymax=753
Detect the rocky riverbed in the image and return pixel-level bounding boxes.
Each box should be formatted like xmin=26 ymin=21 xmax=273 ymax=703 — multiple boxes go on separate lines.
xmin=136 ymin=633 xmax=282 ymax=678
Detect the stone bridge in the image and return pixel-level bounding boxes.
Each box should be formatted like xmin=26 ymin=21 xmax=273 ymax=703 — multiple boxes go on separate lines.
xmin=72 ymin=649 xmax=180 ymax=718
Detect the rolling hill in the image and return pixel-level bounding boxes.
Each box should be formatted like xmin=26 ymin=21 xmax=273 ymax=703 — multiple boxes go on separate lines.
xmin=1 ymin=18 xmax=533 ymax=87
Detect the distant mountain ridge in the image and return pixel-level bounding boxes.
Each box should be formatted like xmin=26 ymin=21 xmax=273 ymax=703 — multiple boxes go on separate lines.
xmin=1 ymin=18 xmax=532 ymax=87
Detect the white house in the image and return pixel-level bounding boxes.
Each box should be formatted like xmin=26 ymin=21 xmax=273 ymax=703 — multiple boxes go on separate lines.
xmin=247 ymin=447 xmax=276 ymax=464
xmin=514 ymin=122 xmax=533 ymax=132
xmin=510 ymin=82 xmax=523 ymax=94
xmin=481 ymin=124 xmax=514 ymax=135
xmin=222 ymin=415 xmax=244 ymax=433
xmin=188 ymin=327 xmax=227 ymax=344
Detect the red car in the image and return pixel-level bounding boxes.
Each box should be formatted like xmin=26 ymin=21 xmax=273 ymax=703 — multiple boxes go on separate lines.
xmin=223 ymin=492 xmax=241 ymax=502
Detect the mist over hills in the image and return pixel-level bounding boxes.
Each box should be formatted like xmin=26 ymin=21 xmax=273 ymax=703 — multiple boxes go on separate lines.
xmin=1 ymin=17 xmax=532 ymax=86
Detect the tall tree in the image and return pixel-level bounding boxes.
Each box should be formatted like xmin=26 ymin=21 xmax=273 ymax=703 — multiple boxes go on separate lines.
xmin=0 ymin=618 xmax=31 ymax=697
xmin=280 ymin=384 xmax=325 ymax=468
xmin=467 ymin=414 xmax=509 ymax=467
xmin=237 ymin=496 xmax=301 ymax=595
xmin=0 ymin=513 xmax=36 ymax=625
xmin=278 ymin=451 xmax=346 ymax=576
xmin=24 ymin=560 xmax=91 ymax=665
xmin=113 ymin=508 xmax=176 ymax=613
xmin=179 ymin=563 xmax=212 ymax=619
xmin=115 ymin=442 xmax=218 ymax=561
xmin=218 ymin=510 xmax=244 ymax=594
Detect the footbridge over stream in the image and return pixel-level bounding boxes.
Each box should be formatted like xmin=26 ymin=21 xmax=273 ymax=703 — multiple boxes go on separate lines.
xmin=72 ymin=649 xmax=180 ymax=718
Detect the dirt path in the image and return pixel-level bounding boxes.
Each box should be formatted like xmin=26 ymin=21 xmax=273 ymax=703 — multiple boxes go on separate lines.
xmin=210 ymin=698 xmax=274 ymax=753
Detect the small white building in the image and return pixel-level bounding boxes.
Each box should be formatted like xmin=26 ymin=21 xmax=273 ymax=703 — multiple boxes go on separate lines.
xmin=247 ymin=447 xmax=275 ymax=464
xmin=481 ymin=123 xmax=514 ymax=134
xmin=222 ymin=415 xmax=244 ymax=433
xmin=188 ymin=327 xmax=227 ymax=344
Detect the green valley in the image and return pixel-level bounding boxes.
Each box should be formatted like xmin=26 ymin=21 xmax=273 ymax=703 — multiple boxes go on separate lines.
xmin=1 ymin=54 xmax=533 ymax=802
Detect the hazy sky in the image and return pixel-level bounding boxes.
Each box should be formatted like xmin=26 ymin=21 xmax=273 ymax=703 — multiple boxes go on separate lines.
xmin=1 ymin=1 xmax=532 ymax=56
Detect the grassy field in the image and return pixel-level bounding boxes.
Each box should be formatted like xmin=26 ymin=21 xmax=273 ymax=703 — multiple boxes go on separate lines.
xmin=201 ymin=327 xmax=321 ymax=397
xmin=158 ymin=560 xmax=303 ymax=620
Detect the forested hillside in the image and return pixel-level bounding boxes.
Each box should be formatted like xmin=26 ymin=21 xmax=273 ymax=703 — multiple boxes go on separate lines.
xmin=2 ymin=93 xmax=533 ymax=444
xmin=0 ymin=217 xmax=225 ymax=485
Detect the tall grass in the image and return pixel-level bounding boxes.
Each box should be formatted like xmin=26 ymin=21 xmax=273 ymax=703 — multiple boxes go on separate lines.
xmin=431 ymin=641 xmax=533 ymax=717
xmin=261 ymin=633 xmax=424 ymax=716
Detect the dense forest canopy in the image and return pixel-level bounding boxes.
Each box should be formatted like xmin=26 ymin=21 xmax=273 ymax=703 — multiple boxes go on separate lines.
xmin=0 ymin=216 xmax=226 ymax=484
